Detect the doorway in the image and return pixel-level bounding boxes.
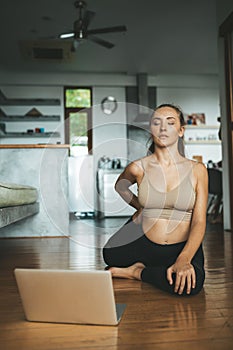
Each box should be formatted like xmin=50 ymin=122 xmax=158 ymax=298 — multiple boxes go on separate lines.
xmin=64 ymin=87 xmax=93 ymax=155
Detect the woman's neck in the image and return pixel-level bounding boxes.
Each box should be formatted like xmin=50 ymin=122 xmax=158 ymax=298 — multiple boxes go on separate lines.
xmin=152 ymin=148 xmax=183 ymax=167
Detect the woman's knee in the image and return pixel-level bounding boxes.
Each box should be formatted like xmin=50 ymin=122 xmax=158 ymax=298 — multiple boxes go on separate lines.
xmin=165 ymin=268 xmax=205 ymax=296
xmin=102 ymin=246 xmax=126 ymax=267
xmin=102 ymin=247 xmax=111 ymax=265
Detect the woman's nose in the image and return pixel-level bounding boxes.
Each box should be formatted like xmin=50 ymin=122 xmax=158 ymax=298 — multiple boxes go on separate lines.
xmin=160 ymin=121 xmax=167 ymax=130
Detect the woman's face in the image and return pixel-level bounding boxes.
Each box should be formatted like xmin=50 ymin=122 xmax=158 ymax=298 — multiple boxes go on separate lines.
xmin=150 ymin=106 xmax=184 ymax=148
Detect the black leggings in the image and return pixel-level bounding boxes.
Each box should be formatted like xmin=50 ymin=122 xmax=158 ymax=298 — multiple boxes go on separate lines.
xmin=103 ymin=220 xmax=205 ymax=296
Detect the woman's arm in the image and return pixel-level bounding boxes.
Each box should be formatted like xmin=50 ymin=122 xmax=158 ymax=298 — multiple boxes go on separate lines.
xmin=115 ymin=161 xmax=143 ymax=211
xmin=167 ymin=162 xmax=208 ymax=294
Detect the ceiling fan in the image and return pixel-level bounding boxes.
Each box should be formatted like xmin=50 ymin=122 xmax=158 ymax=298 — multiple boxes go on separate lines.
xmin=58 ymin=1 xmax=127 ymax=51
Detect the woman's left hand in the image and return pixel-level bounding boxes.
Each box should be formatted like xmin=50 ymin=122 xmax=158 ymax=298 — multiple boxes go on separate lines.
xmin=166 ymin=256 xmax=196 ymax=295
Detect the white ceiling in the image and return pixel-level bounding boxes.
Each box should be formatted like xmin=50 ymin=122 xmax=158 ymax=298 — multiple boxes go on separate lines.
xmin=0 ymin=0 xmax=219 ymax=75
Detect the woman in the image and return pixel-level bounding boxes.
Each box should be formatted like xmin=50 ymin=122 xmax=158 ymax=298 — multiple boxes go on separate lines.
xmin=103 ymin=104 xmax=208 ymax=296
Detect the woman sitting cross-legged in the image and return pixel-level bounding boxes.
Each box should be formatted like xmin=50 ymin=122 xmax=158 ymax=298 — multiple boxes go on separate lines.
xmin=103 ymin=104 xmax=208 ymax=296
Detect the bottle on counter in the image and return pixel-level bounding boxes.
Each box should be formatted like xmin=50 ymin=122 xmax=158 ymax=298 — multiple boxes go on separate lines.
xmin=116 ymin=158 xmax=121 ymax=169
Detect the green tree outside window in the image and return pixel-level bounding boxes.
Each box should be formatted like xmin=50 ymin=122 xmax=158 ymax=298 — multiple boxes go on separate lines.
xmin=65 ymin=89 xmax=91 ymax=108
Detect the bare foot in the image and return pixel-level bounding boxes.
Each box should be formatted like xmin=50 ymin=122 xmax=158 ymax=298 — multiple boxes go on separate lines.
xmin=108 ymin=262 xmax=145 ymax=280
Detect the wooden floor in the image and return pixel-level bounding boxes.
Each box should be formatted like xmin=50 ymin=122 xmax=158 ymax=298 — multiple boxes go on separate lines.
xmin=0 ymin=217 xmax=233 ymax=350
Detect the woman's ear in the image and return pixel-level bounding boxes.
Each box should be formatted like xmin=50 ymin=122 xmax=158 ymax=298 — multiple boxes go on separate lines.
xmin=179 ymin=126 xmax=185 ymax=138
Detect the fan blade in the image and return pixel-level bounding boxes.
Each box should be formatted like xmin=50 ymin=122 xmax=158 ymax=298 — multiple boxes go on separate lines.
xmin=59 ymin=31 xmax=75 ymax=39
xmin=38 ymin=35 xmax=60 ymax=40
xmin=82 ymin=10 xmax=95 ymax=31
xmin=88 ymin=35 xmax=114 ymax=49
xmin=86 ymin=25 xmax=127 ymax=35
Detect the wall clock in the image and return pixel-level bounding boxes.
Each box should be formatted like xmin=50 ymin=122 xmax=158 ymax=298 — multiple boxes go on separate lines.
xmin=101 ymin=96 xmax=118 ymax=115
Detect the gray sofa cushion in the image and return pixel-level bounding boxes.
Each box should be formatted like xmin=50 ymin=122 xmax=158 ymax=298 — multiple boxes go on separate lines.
xmin=0 ymin=182 xmax=38 ymax=208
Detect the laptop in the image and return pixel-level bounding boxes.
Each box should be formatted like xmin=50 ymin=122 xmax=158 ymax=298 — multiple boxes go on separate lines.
xmin=14 ymin=268 xmax=126 ymax=326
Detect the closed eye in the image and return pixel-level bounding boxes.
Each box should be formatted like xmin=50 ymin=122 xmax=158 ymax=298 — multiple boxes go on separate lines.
xmin=151 ymin=117 xmax=178 ymax=126
xmin=152 ymin=120 xmax=161 ymax=125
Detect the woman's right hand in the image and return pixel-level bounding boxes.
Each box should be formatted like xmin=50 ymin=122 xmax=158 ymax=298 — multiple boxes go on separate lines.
xmin=132 ymin=208 xmax=143 ymax=224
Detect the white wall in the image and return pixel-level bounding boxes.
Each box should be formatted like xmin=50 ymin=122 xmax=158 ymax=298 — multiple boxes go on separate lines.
xmin=92 ymin=87 xmax=127 ymax=163
xmin=157 ymin=87 xmax=220 ymax=124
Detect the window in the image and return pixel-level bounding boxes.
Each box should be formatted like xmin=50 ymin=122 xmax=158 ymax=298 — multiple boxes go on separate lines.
xmin=64 ymin=87 xmax=92 ymax=156
xmin=65 ymin=88 xmax=91 ymax=108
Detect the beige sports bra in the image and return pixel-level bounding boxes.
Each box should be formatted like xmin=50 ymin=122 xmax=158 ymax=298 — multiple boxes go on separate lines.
xmin=138 ymin=160 xmax=196 ymax=222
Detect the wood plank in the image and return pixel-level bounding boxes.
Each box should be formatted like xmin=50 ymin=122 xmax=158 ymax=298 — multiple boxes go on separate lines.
xmin=0 ymin=221 xmax=232 ymax=349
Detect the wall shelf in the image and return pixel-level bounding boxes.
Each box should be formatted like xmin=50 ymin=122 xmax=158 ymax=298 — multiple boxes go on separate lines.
xmin=184 ymin=125 xmax=219 ymax=129
xmin=185 ymin=140 xmax=221 ymax=145
xmin=0 ymin=132 xmax=60 ymax=138
xmin=0 ymin=87 xmax=63 ymax=144
xmin=0 ymin=90 xmax=60 ymax=106
xmin=0 ymin=115 xmax=60 ymax=122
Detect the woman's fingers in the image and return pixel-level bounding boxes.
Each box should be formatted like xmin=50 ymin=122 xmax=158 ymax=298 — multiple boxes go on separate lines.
xmin=167 ymin=264 xmax=196 ymax=295
xmin=192 ymin=268 xmax=196 ymax=289
xmin=186 ymin=273 xmax=192 ymax=294
xmin=166 ymin=266 xmax=174 ymax=285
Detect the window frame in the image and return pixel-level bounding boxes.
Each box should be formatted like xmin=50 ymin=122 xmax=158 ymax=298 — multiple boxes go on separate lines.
xmin=64 ymin=86 xmax=93 ymax=154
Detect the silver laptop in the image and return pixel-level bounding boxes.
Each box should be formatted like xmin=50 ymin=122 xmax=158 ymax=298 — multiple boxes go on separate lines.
xmin=14 ymin=268 xmax=126 ymax=326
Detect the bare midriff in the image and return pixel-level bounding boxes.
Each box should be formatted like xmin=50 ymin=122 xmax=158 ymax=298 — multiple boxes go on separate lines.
xmin=142 ymin=217 xmax=191 ymax=245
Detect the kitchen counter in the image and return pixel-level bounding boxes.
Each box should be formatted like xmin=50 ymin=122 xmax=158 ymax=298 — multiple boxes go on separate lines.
xmin=97 ymin=167 xmax=123 ymax=174
xmin=0 ymin=145 xmax=69 ymax=237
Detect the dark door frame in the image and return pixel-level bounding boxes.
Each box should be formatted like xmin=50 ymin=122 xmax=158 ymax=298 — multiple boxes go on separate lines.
xmin=219 ymin=11 xmax=233 ymax=230
xmin=64 ymin=108 xmax=92 ymax=153
xmin=64 ymin=87 xmax=93 ymax=154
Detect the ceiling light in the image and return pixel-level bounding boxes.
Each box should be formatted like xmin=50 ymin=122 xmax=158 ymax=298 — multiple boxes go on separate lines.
xmin=60 ymin=33 xmax=75 ymax=39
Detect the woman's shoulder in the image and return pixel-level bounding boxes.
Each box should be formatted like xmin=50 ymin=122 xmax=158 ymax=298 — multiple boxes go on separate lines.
xmin=189 ymin=159 xmax=208 ymax=178
xmin=126 ymin=161 xmax=139 ymax=175
xmin=182 ymin=157 xmax=206 ymax=168
xmin=190 ymin=159 xmax=207 ymax=170
xmin=178 ymin=158 xmax=207 ymax=179
xmin=127 ymin=156 xmax=151 ymax=175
